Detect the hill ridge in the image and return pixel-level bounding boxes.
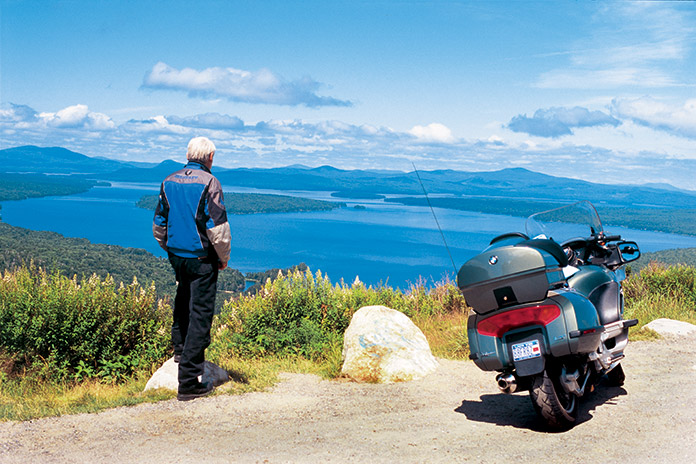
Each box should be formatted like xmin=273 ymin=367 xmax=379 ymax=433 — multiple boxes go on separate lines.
xmin=2 ymin=145 xmax=696 ymax=209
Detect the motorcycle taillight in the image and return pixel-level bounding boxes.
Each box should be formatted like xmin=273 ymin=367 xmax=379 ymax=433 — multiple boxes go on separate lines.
xmin=477 ymin=304 xmax=561 ymax=337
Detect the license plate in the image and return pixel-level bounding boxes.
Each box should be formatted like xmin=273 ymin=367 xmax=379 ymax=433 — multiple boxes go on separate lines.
xmin=512 ymin=340 xmax=541 ymax=361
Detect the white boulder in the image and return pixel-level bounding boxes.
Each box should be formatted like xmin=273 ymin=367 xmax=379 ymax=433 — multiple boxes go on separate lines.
xmin=341 ymin=305 xmax=439 ymax=383
xmin=644 ymin=318 xmax=696 ymax=337
xmin=144 ymin=357 xmax=230 ymax=392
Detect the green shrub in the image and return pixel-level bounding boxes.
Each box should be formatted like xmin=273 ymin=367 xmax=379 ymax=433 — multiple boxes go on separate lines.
xmin=624 ymin=262 xmax=696 ymax=304
xmin=623 ymin=263 xmax=696 ymax=330
xmin=0 ymin=266 xmax=171 ymax=382
xmin=209 ymin=268 xmax=466 ymax=363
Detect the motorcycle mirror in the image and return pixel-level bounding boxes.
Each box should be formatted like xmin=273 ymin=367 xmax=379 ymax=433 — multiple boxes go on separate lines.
xmin=618 ymin=241 xmax=641 ymax=263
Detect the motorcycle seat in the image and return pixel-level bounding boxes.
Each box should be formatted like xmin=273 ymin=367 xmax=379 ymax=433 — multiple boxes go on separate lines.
xmin=515 ymin=239 xmax=569 ymax=268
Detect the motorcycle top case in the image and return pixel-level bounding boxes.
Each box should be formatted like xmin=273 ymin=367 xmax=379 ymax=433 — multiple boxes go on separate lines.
xmin=457 ymin=238 xmax=567 ymax=314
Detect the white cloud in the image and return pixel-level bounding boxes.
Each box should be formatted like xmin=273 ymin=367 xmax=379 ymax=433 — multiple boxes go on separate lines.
xmin=0 ymin=103 xmax=37 ymax=123
xmin=409 ymin=123 xmax=455 ymax=143
xmin=507 ymin=106 xmax=620 ymax=137
xmin=41 ymin=104 xmax=89 ymax=127
xmin=535 ymin=3 xmax=693 ymax=89
xmin=38 ymin=104 xmax=115 ymax=130
xmin=359 ymin=124 xmax=380 ymax=135
xmin=166 ymin=113 xmax=244 ymax=130
xmin=123 ymin=115 xmax=189 ymax=135
xmin=611 ymin=96 xmax=696 ymax=139
xmin=142 ymin=62 xmax=352 ymax=107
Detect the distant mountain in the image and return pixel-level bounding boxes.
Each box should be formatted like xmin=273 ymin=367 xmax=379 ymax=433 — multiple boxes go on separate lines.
xmin=99 ymin=159 xmax=185 ymax=183
xmin=413 ymin=167 xmax=696 ymax=209
xmin=641 ymin=182 xmax=693 ymax=193
xmin=92 ymin=163 xmax=696 ymax=209
xmin=92 ymin=155 xmax=161 ymax=169
xmin=0 ymin=145 xmax=149 ymax=174
xmin=3 ymin=145 xmax=696 ymax=209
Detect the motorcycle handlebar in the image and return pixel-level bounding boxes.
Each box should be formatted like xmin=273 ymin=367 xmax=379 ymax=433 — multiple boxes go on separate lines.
xmin=580 ymin=234 xmax=622 ymax=245
xmin=601 ymin=234 xmax=622 ymax=242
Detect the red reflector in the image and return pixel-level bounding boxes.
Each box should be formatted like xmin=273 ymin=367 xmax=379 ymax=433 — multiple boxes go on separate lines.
xmin=477 ymin=304 xmax=561 ymax=337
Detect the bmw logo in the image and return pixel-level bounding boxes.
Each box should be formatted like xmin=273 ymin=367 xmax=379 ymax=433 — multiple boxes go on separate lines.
xmin=488 ymin=256 xmax=498 ymax=265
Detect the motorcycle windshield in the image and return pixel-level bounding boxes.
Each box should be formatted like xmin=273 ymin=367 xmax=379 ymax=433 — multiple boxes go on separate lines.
xmin=525 ymin=201 xmax=603 ymax=243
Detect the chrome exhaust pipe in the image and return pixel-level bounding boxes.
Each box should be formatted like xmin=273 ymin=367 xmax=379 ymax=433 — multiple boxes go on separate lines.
xmin=496 ymin=373 xmax=518 ymax=394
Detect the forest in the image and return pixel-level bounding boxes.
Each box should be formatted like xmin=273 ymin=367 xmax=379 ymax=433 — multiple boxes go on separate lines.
xmin=0 ymin=173 xmax=101 ymax=208
xmin=635 ymin=247 xmax=696 ymax=270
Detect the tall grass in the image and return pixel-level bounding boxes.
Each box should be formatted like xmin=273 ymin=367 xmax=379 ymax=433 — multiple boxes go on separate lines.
xmin=0 ymin=265 xmax=175 ymax=420
xmin=623 ymin=262 xmax=696 ymax=337
xmin=0 ymin=265 xmax=170 ymax=383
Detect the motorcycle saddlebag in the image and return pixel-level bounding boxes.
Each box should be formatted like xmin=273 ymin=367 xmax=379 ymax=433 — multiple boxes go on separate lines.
xmin=457 ymin=239 xmax=567 ymax=315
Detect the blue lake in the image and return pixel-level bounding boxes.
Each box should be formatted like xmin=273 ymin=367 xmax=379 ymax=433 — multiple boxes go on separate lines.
xmin=3 ymin=182 xmax=696 ymax=289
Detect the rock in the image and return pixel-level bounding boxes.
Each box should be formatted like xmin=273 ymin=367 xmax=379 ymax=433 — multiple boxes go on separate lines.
xmin=144 ymin=357 xmax=230 ymax=392
xmin=644 ymin=318 xmax=696 ymax=337
xmin=341 ymin=305 xmax=439 ymax=383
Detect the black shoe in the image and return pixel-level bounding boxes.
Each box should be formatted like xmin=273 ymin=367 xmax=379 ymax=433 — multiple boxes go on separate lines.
xmin=173 ymin=354 xmax=181 ymax=363
xmin=177 ymin=381 xmax=214 ymax=401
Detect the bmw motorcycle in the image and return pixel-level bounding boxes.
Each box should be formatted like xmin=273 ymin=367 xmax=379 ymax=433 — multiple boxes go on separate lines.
xmin=457 ymin=201 xmax=640 ymax=430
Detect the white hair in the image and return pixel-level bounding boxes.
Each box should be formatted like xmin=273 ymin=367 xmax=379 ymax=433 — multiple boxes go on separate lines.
xmin=186 ymin=137 xmax=216 ymax=162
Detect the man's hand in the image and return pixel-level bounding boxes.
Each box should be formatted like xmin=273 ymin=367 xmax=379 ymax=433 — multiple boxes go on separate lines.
xmin=218 ymin=261 xmax=228 ymax=270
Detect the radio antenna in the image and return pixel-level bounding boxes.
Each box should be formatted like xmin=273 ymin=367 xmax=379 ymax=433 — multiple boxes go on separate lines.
xmin=412 ymin=163 xmax=458 ymax=275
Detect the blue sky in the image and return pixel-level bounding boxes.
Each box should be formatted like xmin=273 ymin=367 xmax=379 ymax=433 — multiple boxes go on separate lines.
xmin=1 ymin=1 xmax=696 ymax=189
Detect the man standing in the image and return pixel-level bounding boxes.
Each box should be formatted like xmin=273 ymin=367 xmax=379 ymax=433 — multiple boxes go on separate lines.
xmin=153 ymin=136 xmax=231 ymax=401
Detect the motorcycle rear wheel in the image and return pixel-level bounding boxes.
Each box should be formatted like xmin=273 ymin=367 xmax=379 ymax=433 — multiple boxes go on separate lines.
xmin=530 ymin=368 xmax=578 ymax=430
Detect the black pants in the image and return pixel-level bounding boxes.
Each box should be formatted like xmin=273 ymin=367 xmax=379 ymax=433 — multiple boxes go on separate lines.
xmin=168 ymin=253 xmax=218 ymax=390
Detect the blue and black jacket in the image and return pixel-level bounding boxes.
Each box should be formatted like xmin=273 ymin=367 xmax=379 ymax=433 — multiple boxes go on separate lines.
xmin=152 ymin=161 xmax=231 ymax=263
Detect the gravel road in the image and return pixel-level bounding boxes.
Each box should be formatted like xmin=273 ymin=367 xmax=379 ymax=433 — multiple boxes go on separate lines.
xmin=1 ymin=334 xmax=695 ymax=464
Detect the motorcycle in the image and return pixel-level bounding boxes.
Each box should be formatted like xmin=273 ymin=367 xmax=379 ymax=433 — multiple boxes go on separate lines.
xmin=457 ymin=201 xmax=640 ymax=430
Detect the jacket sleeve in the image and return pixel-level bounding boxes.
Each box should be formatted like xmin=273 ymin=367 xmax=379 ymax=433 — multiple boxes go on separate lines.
xmin=152 ymin=183 xmax=169 ymax=251
xmin=205 ymin=178 xmax=231 ymax=264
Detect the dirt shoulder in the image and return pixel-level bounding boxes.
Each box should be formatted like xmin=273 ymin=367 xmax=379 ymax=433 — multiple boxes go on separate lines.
xmin=1 ymin=334 xmax=695 ymax=464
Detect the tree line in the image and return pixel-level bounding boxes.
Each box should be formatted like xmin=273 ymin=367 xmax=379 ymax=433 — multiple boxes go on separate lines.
xmin=0 ymin=173 xmax=103 ymax=217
